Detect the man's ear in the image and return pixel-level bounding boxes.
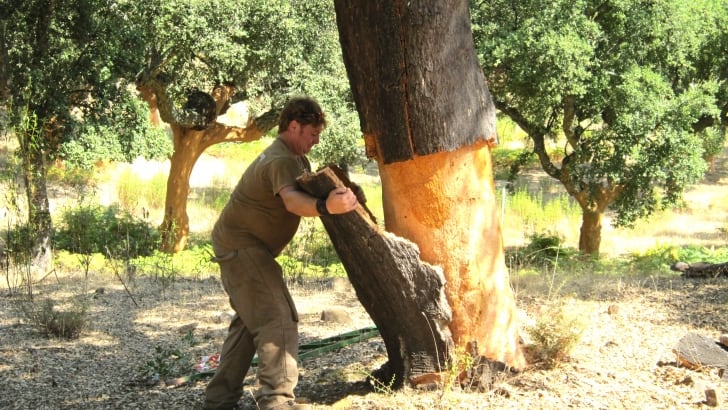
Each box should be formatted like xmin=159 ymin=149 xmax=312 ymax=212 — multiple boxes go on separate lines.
xmin=288 ymin=119 xmax=300 ymax=132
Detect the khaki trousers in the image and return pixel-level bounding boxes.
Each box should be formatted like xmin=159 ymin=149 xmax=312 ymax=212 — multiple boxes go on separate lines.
xmin=204 ymin=244 xmax=299 ymax=410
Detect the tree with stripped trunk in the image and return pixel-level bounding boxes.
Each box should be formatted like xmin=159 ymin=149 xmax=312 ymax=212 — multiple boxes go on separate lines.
xmin=330 ymin=0 xmax=526 ymax=387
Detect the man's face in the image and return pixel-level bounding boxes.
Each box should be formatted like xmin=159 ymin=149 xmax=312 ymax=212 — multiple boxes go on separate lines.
xmin=290 ymin=121 xmax=323 ymax=155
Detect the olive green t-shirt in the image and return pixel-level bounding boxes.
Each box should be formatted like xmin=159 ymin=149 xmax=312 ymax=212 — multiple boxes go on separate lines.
xmin=212 ymin=138 xmax=311 ymax=256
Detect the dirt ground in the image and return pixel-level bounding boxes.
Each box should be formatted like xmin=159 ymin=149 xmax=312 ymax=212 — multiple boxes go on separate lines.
xmin=0 ymin=266 xmax=726 ymax=410
xmin=1 ymin=150 xmax=728 ymax=409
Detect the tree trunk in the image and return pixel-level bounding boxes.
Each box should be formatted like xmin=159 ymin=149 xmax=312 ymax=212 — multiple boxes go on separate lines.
xmin=18 ymin=127 xmax=53 ymax=284
xmin=137 ymin=81 xmax=280 ymax=253
xmin=159 ymin=127 xmax=203 ymax=252
xmin=578 ymin=209 xmax=603 ymax=255
xmin=136 ymin=86 xmax=162 ymax=126
xmin=334 ymin=0 xmax=525 ymax=383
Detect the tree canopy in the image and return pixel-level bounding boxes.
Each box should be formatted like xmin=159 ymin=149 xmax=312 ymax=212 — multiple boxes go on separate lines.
xmin=471 ymin=0 xmax=728 ymax=254
xmin=1 ymin=0 xmax=363 ymax=259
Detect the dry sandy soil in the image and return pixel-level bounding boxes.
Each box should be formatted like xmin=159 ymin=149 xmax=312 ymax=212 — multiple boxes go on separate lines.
xmin=1 ymin=154 xmax=728 ymax=409
xmin=1 ymin=265 xmax=726 ymax=410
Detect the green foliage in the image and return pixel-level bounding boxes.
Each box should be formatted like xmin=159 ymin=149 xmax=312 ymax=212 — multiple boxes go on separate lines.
xmin=514 ymin=232 xmax=577 ymax=268
xmin=54 ymin=204 xmax=160 ymax=257
xmin=471 ymin=0 xmax=728 ymax=248
xmin=630 ymin=244 xmax=728 ymax=274
xmin=503 ymin=188 xmax=582 ymax=233
xmin=57 ymin=90 xmax=172 ymax=168
xmin=140 ymin=328 xmax=200 ymax=381
xmin=280 ymin=219 xmax=345 ymax=281
xmin=131 ymin=243 xmax=216 ymax=286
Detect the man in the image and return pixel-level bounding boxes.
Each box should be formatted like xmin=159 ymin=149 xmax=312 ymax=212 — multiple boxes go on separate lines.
xmin=203 ymin=97 xmax=359 ymax=410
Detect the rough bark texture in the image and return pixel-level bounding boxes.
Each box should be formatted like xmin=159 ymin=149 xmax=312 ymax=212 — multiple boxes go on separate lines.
xmin=578 ymin=210 xmax=603 ymax=256
xmin=297 ymin=167 xmax=453 ymax=388
xmin=670 ymin=261 xmax=728 ymax=278
xmin=335 ymin=0 xmax=497 ymax=164
xmin=18 ymin=129 xmax=53 ymax=281
xmin=673 ymin=333 xmax=728 ymax=377
xmin=334 ymin=0 xmax=525 ymax=377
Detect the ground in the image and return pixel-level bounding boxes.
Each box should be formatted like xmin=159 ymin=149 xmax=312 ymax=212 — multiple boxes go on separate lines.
xmin=1 ymin=152 xmax=728 ymax=409
xmin=0 ymin=268 xmax=726 ymax=409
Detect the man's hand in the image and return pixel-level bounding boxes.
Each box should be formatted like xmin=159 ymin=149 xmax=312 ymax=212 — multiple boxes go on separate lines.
xmin=325 ymin=186 xmax=358 ymax=214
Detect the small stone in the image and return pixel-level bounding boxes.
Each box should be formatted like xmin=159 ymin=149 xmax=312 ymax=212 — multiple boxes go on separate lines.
xmin=607 ymin=304 xmax=619 ymax=315
xmin=177 ymin=323 xmax=197 ymax=334
xmin=704 ymin=388 xmax=719 ymax=407
xmin=320 ymin=307 xmax=353 ymax=324
xmin=719 ymin=334 xmax=728 ymax=348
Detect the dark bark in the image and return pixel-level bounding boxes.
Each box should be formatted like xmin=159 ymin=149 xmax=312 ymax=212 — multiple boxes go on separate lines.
xmin=332 ymin=0 xmax=525 ymax=380
xmin=670 ymin=261 xmax=728 ymax=278
xmin=334 ymin=0 xmax=497 ymax=163
xmin=297 ymin=166 xmax=453 ymax=388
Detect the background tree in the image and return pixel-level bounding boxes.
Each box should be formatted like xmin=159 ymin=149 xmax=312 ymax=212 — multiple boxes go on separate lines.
xmin=333 ymin=0 xmax=525 ymax=387
xmin=1 ymin=0 xmax=362 ymax=257
xmin=132 ymin=0 xmax=361 ymax=252
xmin=471 ymin=0 xmax=727 ymax=255
xmin=0 ymin=0 xmax=164 ymax=275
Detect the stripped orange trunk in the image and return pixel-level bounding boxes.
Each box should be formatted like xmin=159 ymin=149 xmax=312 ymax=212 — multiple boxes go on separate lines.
xmin=379 ymin=140 xmax=525 ymax=368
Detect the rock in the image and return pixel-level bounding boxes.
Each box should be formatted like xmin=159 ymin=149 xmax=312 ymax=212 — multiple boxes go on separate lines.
xmin=214 ymin=311 xmax=234 ymax=323
xmin=607 ymin=304 xmax=619 ymax=316
xmin=320 ymin=307 xmax=353 ymax=324
xmin=178 ymin=323 xmax=198 ymax=334
xmin=719 ymin=334 xmax=728 ymax=348
xmin=704 ymin=388 xmax=719 ymax=407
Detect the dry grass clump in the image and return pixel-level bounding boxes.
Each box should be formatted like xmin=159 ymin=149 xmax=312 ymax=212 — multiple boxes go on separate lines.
xmin=20 ymin=298 xmax=88 ymax=339
xmin=523 ymin=303 xmax=586 ymax=368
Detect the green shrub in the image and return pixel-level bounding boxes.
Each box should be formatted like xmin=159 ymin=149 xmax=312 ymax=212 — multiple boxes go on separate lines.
xmin=280 ymin=218 xmax=345 ymax=281
xmin=511 ymin=232 xmax=576 ymax=268
xmin=629 ymin=244 xmax=728 ymax=275
xmin=54 ymin=204 xmax=160 ymax=257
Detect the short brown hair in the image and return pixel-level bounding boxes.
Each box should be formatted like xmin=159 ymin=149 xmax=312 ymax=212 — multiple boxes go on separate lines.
xmin=278 ymin=96 xmax=327 ymax=130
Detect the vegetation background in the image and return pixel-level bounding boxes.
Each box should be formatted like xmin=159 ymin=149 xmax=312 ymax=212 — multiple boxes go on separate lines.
xmin=1 ymin=0 xmax=727 ymax=408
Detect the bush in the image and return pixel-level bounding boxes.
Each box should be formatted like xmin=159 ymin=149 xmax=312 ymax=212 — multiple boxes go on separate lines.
xmin=510 ymin=232 xmax=576 ymax=268
xmin=54 ymin=204 xmax=160 ymax=257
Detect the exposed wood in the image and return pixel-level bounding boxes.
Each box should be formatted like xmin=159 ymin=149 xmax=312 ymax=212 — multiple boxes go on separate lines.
xmin=670 ymin=261 xmax=728 ymax=278
xmin=297 ymin=166 xmax=454 ymax=388
xmin=333 ymin=0 xmax=525 ymax=376
xmin=378 ymin=142 xmax=525 ymax=369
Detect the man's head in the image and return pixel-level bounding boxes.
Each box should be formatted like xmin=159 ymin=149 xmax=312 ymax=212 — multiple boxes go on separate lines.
xmin=278 ymin=97 xmax=327 ymax=155
xmin=278 ymin=96 xmax=327 ymax=131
